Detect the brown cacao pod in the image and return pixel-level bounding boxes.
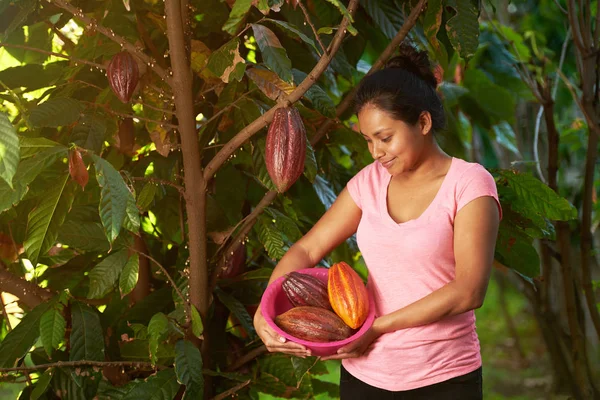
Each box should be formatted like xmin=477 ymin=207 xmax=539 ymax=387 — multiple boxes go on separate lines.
xmin=275 ymin=306 xmax=354 ymax=342
xmin=265 ymin=107 xmax=306 ymax=193
xmin=328 ymin=261 xmax=369 ymax=329
xmin=107 ymin=52 xmax=139 ymax=103
xmin=282 ymin=271 xmax=332 ymax=310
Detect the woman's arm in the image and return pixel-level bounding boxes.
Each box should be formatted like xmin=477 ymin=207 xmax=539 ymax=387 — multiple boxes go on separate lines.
xmin=323 ymin=196 xmax=500 ymax=360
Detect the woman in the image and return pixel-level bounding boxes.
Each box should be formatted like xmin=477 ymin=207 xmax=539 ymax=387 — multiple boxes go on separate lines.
xmin=253 ymin=43 xmax=502 ymax=399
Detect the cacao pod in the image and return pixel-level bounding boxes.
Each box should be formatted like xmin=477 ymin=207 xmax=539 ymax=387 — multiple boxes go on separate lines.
xmin=282 ymin=271 xmax=332 ymax=310
xmin=107 ymin=52 xmax=139 ymax=103
xmin=275 ymin=306 xmax=354 ymax=342
xmin=219 ymin=243 xmax=246 ymax=279
xmin=328 ymin=261 xmax=369 ymax=329
xmin=265 ymin=107 xmax=306 ymax=193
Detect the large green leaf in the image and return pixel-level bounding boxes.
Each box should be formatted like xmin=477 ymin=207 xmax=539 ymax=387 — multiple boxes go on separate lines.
xmin=190 ymin=306 xmax=204 ymax=339
xmin=265 ymin=207 xmax=302 ymax=242
xmin=256 ymin=215 xmax=286 ymax=260
xmin=58 ymin=221 xmax=111 ymax=252
xmin=0 ymin=61 xmax=67 ymax=91
xmin=24 ymin=174 xmax=75 ymax=266
xmin=0 ymin=302 xmax=51 ymax=367
xmin=423 ymin=0 xmax=447 ymax=67
xmin=495 ymin=222 xmax=540 ymax=278
xmin=123 ymin=194 xmax=141 ymax=233
xmin=121 ymin=369 xmax=180 ymax=400
xmin=0 ymin=112 xmax=19 ymax=188
xmin=292 ymin=69 xmax=336 ymax=118
xmin=496 ymin=170 xmax=577 ymax=221
xmin=313 ymin=175 xmax=337 ymax=210
xmin=19 ymin=137 xmax=62 ymax=158
xmin=119 ymin=254 xmax=140 ymax=297
xmin=30 ymin=368 xmax=53 ymax=400
xmin=206 ymin=38 xmax=246 ymax=83
xmin=222 ymin=0 xmax=253 ymax=34
xmin=462 ymin=69 xmax=515 ymax=123
xmin=148 ymin=312 xmax=169 ymax=364
xmin=446 ymin=0 xmax=480 ymax=59
xmin=215 ymin=288 xmax=256 ymax=339
xmin=92 ymin=154 xmax=134 ymax=243
xmin=174 ymin=340 xmax=204 ymax=400
xmin=29 ymin=97 xmax=83 ymax=128
xmin=264 ymin=19 xmax=319 ymax=53
xmin=40 ymin=307 xmax=66 ymax=356
xmin=88 ymin=249 xmax=129 ymax=299
xmin=71 ymin=114 xmax=108 ymax=154
xmin=304 ymin=141 xmax=318 ymax=183
xmin=70 ymin=302 xmax=105 ymax=361
xmin=252 ymin=24 xmax=293 ymax=83
xmin=359 ymin=0 xmax=403 ymax=39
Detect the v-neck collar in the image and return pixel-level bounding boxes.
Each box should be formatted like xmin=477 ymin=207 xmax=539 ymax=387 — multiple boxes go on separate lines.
xmin=379 ymin=157 xmax=455 ymax=228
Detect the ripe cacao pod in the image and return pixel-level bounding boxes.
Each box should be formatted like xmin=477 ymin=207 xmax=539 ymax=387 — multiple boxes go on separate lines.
xmin=282 ymin=272 xmax=332 ymax=310
xmin=265 ymin=107 xmax=306 ymax=193
xmin=107 ymin=52 xmax=139 ymax=103
xmin=275 ymin=306 xmax=353 ymax=342
xmin=328 ymin=261 xmax=369 ymax=329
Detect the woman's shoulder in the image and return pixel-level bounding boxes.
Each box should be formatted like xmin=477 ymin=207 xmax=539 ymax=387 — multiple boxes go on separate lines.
xmin=450 ymin=157 xmax=493 ymax=180
xmin=351 ymin=161 xmax=388 ymax=185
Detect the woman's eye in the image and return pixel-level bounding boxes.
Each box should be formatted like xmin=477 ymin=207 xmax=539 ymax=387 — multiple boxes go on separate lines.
xmin=381 ymin=137 xmax=392 ymax=143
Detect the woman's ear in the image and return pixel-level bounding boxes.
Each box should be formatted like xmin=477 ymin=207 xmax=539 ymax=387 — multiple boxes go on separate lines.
xmin=419 ymin=111 xmax=433 ymax=135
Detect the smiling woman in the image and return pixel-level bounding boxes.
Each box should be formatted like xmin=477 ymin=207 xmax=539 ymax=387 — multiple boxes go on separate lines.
xmin=253 ymin=42 xmax=502 ymax=400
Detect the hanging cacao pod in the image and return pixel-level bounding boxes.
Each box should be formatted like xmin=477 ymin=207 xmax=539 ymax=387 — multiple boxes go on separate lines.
xmin=106 ymin=52 xmax=139 ymax=103
xmin=265 ymin=107 xmax=306 ymax=193
xmin=275 ymin=306 xmax=354 ymax=342
xmin=282 ymin=271 xmax=332 ymax=310
xmin=328 ymin=261 xmax=369 ymax=329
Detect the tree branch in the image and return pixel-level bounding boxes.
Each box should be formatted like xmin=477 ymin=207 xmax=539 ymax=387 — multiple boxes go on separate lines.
xmin=81 ymin=101 xmax=178 ymax=129
xmin=211 ymin=379 xmax=252 ymax=400
xmin=0 ymin=360 xmax=162 ymax=374
xmin=225 ymin=345 xmax=267 ymax=372
xmin=131 ymin=177 xmax=184 ymax=193
xmin=49 ymin=0 xmax=169 ymax=81
xmin=298 ymin=1 xmax=327 ymax=56
xmin=202 ymin=0 xmax=361 ymax=182
xmin=0 ymin=262 xmax=53 ymax=309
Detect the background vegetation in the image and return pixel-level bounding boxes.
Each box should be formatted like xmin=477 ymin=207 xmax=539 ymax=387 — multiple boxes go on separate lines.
xmin=0 ymin=0 xmax=598 ymax=398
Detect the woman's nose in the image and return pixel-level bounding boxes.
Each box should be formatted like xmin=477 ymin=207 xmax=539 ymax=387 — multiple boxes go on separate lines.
xmin=371 ymin=142 xmax=384 ymax=159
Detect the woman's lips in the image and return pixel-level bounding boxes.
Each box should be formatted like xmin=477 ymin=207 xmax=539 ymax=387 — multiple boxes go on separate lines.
xmin=380 ymin=158 xmax=396 ymax=168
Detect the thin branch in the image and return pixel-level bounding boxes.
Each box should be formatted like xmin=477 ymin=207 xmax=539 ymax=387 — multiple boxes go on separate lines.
xmin=201 ymin=90 xmax=257 ymax=128
xmin=0 ymin=360 xmax=162 ymax=374
xmin=45 ymin=21 xmax=76 ymax=49
xmin=298 ymin=1 xmax=327 ymax=56
xmin=0 ymin=295 xmax=12 ymax=332
xmin=533 ymin=106 xmax=546 ymax=183
xmin=211 ymin=379 xmax=252 ymax=400
xmin=202 ymin=0 xmax=361 ymax=182
xmin=49 ymin=0 xmax=169 ymax=81
xmin=557 ymin=70 xmax=600 ymax=135
xmin=131 ymin=176 xmax=185 ymax=193
xmin=0 ymin=42 xmax=105 ymax=69
xmin=552 ymin=0 xmax=568 ymax=14
xmin=128 ymin=247 xmax=189 ymax=311
xmin=567 ymin=0 xmax=587 ymax=51
xmin=81 ymin=101 xmax=179 ymax=129
xmin=225 ymin=345 xmax=267 ymax=372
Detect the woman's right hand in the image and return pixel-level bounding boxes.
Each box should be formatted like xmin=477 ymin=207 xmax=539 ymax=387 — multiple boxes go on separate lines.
xmin=254 ymin=306 xmax=311 ymax=358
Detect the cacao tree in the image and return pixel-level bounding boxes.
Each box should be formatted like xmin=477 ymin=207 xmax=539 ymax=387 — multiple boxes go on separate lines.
xmin=0 ymin=0 xmax=597 ymax=398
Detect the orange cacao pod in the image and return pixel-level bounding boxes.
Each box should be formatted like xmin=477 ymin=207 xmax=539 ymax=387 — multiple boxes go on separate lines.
xmin=328 ymin=262 xmax=369 ymax=329
xmin=275 ymin=306 xmax=353 ymax=342
xmin=107 ymin=52 xmax=139 ymax=103
xmin=265 ymin=107 xmax=306 ymax=193
xmin=282 ymin=272 xmax=332 ymax=310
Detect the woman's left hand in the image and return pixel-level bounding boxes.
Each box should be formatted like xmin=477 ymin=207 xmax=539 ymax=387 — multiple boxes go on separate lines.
xmin=320 ymin=323 xmax=382 ymax=361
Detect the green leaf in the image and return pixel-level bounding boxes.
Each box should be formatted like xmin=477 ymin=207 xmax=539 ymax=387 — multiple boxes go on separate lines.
xmin=256 ymin=215 xmax=286 ymax=260
xmin=40 ymin=307 xmax=66 ymax=356
xmin=58 ymin=221 xmax=110 ymax=252
xmin=462 ymin=69 xmax=515 ymax=123
xmin=252 ymin=24 xmax=293 ymax=83
xmin=446 ymin=0 xmax=480 ymax=59
xmin=423 ymin=0 xmax=447 ymax=67
xmin=88 ymin=250 xmax=129 ymax=299
xmin=439 ymin=82 xmax=469 ymax=107
xmin=148 ymin=312 xmax=169 ymax=364
xmin=253 ymin=139 xmax=278 ymax=191
xmin=0 ymin=112 xmax=19 ymax=188
xmin=70 ymin=302 xmax=105 ymax=361
xmin=0 ymin=302 xmax=51 ymax=367
xmin=496 ymin=170 xmax=577 ymax=221
xmin=304 ymin=141 xmax=317 ymax=183
xmin=215 ymin=288 xmax=256 ymax=339
xmin=31 ymin=368 xmax=53 ymax=400
xmin=313 ymin=175 xmax=337 ymax=210
xmin=120 ymin=254 xmax=140 ymax=297
xmin=359 ymin=0 xmax=403 ymax=39
xmin=322 ymin=0 xmax=357 ymax=35
xmin=292 ymin=69 xmax=336 ymax=118
xmin=222 ymin=0 xmax=253 ymax=34
xmin=29 ymin=97 xmax=83 ymax=128
xmin=492 ymin=122 xmax=520 ymax=155
xmin=71 ymin=114 xmax=108 ymax=154
xmin=174 ymin=340 xmax=204 ymax=399
xmin=495 ymin=223 xmax=540 ymax=278
xmin=123 ymin=194 xmax=140 ymax=233
xmin=206 ymin=38 xmax=246 ymax=83
xmin=92 ymin=154 xmax=134 ymax=243
xmin=291 ymin=356 xmax=320 ymax=387
xmin=265 ymin=208 xmax=302 ymax=242
xmin=24 ymin=174 xmax=75 ymax=266
xmin=121 ymin=369 xmax=180 ymax=400
xmin=137 ymin=183 xmax=158 ymax=211
xmin=263 ymin=19 xmax=318 ymax=53
xmin=190 ymin=306 xmax=204 ymax=339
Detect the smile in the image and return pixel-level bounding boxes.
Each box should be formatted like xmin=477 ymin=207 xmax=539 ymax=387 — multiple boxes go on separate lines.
xmin=380 ymin=158 xmax=396 ymax=168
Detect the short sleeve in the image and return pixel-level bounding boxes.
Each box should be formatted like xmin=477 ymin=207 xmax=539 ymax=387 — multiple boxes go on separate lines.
xmin=346 ymin=163 xmax=376 ymax=210
xmin=456 ymin=164 xmax=502 ymax=220
xmin=346 ymin=171 xmax=363 ymax=210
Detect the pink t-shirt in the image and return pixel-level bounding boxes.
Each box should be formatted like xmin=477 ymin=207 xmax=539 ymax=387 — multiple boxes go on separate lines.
xmin=342 ymin=157 xmax=502 ymax=391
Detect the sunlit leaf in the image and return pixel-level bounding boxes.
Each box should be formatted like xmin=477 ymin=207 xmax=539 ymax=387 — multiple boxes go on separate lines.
xmin=0 ymin=302 xmax=51 ymax=367
xmin=223 ymin=0 xmax=253 ymax=34
xmin=0 ymin=112 xmax=19 ymax=188
xmin=246 ymin=67 xmax=295 ymax=100
xmin=40 ymin=307 xmax=66 ymax=356
xmin=206 ymin=38 xmax=246 ymax=83
xmin=88 ymin=249 xmax=129 ymax=299
xmin=120 ymin=254 xmax=140 ymax=297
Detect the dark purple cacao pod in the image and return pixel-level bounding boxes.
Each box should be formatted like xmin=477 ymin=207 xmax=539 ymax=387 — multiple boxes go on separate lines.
xmin=265 ymin=107 xmax=306 ymax=193
xmin=282 ymin=271 xmax=332 ymax=310
xmin=275 ymin=306 xmax=354 ymax=342
xmin=106 ymin=52 xmax=139 ymax=103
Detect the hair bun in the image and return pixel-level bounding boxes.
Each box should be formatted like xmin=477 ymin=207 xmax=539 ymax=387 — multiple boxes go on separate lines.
xmin=385 ymin=43 xmax=438 ymax=88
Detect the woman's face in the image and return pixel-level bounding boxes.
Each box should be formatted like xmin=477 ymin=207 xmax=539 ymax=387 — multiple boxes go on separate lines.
xmin=357 ymin=105 xmax=428 ymax=175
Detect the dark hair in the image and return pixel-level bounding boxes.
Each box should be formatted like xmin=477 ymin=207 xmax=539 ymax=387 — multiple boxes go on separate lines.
xmin=354 ymin=43 xmax=445 ymax=132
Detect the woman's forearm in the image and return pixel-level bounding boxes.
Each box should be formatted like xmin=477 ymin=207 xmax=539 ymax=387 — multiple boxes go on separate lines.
xmin=267 ymin=242 xmax=316 ymax=285
xmin=373 ymin=280 xmax=484 ymax=334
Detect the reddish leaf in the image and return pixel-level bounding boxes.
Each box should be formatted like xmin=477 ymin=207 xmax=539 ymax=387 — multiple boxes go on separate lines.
xmin=69 ymin=149 xmax=89 ymax=189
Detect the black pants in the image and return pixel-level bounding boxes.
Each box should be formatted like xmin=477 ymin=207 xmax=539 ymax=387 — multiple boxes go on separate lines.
xmin=340 ymin=365 xmax=483 ymax=400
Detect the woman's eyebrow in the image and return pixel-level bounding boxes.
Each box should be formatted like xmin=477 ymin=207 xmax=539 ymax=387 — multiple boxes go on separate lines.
xmin=361 ymin=128 xmax=392 ymax=138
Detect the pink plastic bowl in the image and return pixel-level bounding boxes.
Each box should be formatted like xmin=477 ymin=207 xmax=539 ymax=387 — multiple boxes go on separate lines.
xmin=260 ymin=267 xmax=376 ymax=357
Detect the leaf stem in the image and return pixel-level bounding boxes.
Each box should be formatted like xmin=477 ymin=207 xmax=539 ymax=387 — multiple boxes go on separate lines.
xmin=298 ymin=1 xmax=328 ymax=56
